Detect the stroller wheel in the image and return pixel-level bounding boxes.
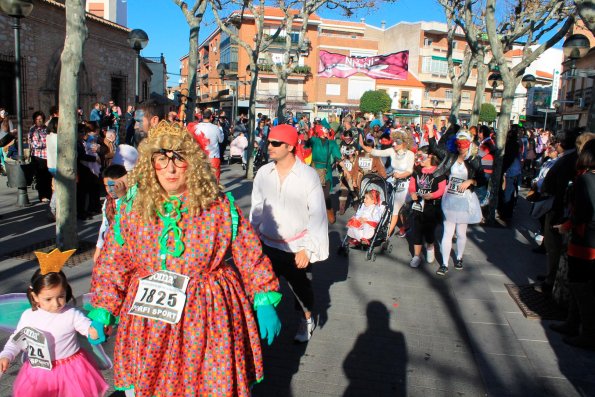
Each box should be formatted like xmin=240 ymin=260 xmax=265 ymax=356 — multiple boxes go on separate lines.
xmin=371 ymin=252 xmax=377 ymax=262
xmin=366 ymin=251 xmax=372 ymax=261
xmin=387 ymin=244 xmax=393 ymax=253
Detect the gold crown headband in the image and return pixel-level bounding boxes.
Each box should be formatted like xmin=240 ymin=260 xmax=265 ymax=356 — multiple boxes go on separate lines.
xmin=34 ymin=248 xmax=76 ymax=275
xmin=148 ymin=120 xmax=187 ymax=140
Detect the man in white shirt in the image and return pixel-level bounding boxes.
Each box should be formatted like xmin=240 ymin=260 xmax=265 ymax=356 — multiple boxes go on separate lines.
xmin=250 ymin=124 xmax=328 ymax=343
xmin=192 ymin=109 xmax=224 ymax=181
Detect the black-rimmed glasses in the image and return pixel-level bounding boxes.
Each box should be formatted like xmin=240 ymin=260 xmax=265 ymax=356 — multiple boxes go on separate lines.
xmin=152 ymin=149 xmax=188 ymax=170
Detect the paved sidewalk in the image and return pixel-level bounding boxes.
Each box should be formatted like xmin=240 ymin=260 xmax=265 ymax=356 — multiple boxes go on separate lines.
xmin=0 ymin=165 xmax=594 ymax=396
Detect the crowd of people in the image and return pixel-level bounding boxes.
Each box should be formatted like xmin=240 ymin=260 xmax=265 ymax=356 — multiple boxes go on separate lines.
xmin=0 ymin=100 xmax=593 ymax=396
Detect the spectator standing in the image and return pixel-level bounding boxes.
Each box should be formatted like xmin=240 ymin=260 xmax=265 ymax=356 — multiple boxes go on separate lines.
xmin=250 ymin=124 xmax=328 ymax=343
xmin=89 ymin=102 xmax=102 ymax=131
xmin=124 ymin=105 xmax=136 ymax=146
xmin=538 ymin=129 xmax=581 ymax=295
xmin=191 ymin=109 xmax=223 ymax=181
xmin=28 ymin=111 xmax=52 ymax=202
xmin=550 ymin=139 xmax=595 ymax=350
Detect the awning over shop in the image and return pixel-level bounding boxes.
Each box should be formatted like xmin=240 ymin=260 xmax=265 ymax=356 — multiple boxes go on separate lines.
xmin=432 ymin=55 xmax=463 ymax=64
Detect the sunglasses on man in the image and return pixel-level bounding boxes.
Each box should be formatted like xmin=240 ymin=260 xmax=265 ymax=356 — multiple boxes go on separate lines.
xmin=268 ymin=140 xmax=284 ymax=147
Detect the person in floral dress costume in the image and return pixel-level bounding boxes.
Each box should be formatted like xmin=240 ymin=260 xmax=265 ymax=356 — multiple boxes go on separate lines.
xmin=88 ymin=121 xmax=282 ymax=397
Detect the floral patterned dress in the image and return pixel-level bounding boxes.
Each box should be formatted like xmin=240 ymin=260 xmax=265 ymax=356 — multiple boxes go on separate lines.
xmin=90 ymin=195 xmax=280 ymax=397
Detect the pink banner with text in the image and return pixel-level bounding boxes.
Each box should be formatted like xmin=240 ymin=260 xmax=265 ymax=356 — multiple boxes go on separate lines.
xmin=318 ymin=50 xmax=409 ymax=80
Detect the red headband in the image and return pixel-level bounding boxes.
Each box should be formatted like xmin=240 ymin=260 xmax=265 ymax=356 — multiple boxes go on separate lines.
xmin=367 ymin=189 xmax=381 ymax=205
xmin=456 ymin=140 xmax=471 ymax=150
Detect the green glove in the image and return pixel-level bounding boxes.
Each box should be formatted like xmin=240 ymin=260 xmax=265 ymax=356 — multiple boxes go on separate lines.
xmin=88 ymin=320 xmax=106 ymax=345
xmin=256 ymin=304 xmax=281 ymax=345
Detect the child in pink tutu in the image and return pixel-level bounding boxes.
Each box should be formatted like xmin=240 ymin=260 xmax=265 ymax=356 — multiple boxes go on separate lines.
xmin=347 ymin=189 xmax=383 ymax=245
xmin=0 ymin=249 xmax=108 ymax=397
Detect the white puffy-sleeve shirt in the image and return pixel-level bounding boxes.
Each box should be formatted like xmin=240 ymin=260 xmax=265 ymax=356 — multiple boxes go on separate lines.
xmin=371 ymin=148 xmax=414 ymax=175
xmin=0 ymin=307 xmax=91 ymax=362
xmin=250 ymin=158 xmax=329 ymax=263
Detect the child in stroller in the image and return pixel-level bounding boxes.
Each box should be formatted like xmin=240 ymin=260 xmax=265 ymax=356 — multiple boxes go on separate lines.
xmin=346 ymin=189 xmax=383 ymax=246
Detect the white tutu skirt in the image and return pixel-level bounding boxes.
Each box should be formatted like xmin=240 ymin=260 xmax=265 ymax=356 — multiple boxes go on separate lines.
xmin=441 ymin=190 xmax=482 ymax=224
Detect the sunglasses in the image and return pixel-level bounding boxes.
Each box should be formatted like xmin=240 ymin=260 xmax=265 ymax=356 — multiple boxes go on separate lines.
xmin=152 ymin=149 xmax=188 ymax=170
xmin=268 ymin=140 xmax=284 ymax=147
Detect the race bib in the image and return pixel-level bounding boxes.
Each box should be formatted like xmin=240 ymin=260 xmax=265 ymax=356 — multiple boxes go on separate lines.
xmin=129 ymin=270 xmax=190 ymax=324
xmin=447 ymin=177 xmax=465 ymax=196
xmin=358 ymin=157 xmax=372 ymax=171
xmin=13 ymin=327 xmax=52 ymax=370
xmin=396 ymin=180 xmax=408 ymax=192
xmin=412 ymin=200 xmax=424 ymax=212
xmin=343 ymin=160 xmax=353 ymax=172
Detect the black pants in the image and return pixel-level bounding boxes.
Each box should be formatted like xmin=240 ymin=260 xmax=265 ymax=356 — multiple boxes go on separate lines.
xmin=262 ymin=244 xmax=314 ymax=314
xmin=411 ymin=202 xmax=441 ymax=246
xmin=31 ymin=156 xmax=52 ymax=201
xmin=77 ymin=165 xmax=101 ymax=215
xmin=544 ymin=211 xmax=563 ymax=285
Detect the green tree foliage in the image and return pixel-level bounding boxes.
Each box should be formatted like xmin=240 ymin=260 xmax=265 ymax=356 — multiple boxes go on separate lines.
xmin=479 ymin=103 xmax=497 ymax=123
xmin=359 ymin=90 xmax=392 ymax=114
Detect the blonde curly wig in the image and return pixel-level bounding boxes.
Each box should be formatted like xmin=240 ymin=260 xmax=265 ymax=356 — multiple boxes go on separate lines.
xmin=128 ymin=121 xmax=221 ymax=221
xmin=390 ymin=130 xmax=414 ymax=151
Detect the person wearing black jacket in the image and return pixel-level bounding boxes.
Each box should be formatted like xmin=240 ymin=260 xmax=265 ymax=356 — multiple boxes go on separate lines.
xmin=538 ymin=128 xmax=581 ymax=295
xmin=77 ymin=122 xmax=102 ymax=219
xmin=498 ymin=125 xmax=523 ymax=222
xmin=428 ymin=124 xmax=486 ymax=276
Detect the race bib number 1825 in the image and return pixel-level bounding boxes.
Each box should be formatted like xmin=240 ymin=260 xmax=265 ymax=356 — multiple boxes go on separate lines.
xmin=129 ymin=270 xmax=190 ymax=325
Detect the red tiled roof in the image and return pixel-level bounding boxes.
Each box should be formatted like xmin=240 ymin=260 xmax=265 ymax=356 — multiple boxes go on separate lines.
xmin=506 ymin=49 xmax=523 ymax=57
xmin=536 ymin=70 xmax=553 ymax=79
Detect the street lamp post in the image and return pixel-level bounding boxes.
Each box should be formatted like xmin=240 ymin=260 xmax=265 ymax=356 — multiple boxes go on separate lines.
xmin=128 ymin=29 xmax=149 ymax=105
xmin=0 ymin=0 xmax=33 ymax=207
xmin=217 ymin=63 xmax=238 ymax=122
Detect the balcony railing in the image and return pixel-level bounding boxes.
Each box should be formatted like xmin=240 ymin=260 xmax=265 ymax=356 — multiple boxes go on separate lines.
xmin=255 ymin=90 xmax=308 ymax=103
xmin=257 ymin=63 xmax=311 ymax=75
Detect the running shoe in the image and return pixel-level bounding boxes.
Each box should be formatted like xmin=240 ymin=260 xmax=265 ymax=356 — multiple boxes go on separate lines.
xmin=454 ymin=259 xmax=464 ymax=270
xmin=409 ymin=256 xmax=422 ymax=268
xmin=436 ymin=265 xmax=449 ymax=276
xmin=294 ymin=317 xmax=315 ymax=343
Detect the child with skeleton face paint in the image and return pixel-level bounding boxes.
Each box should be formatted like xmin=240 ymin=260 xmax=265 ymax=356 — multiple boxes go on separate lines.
xmin=338 ymin=130 xmax=359 ymax=215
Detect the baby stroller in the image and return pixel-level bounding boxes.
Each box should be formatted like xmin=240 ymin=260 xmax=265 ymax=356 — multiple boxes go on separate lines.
xmin=337 ymin=173 xmax=394 ymax=261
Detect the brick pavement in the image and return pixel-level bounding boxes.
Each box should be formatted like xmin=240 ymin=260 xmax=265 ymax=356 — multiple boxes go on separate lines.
xmin=0 ymin=164 xmax=594 ymax=396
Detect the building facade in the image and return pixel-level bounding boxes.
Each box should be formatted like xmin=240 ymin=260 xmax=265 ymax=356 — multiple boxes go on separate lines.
xmin=179 ymin=8 xmax=426 ymax=123
xmin=557 ymin=21 xmax=595 ymax=131
xmin=0 ymin=0 xmax=149 ymax=123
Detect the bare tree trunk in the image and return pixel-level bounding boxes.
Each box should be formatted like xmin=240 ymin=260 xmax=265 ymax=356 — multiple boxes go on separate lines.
xmin=174 ymin=0 xmax=208 ymax=123
xmin=56 ymin=0 xmax=87 ymax=250
xmin=487 ymin=83 xmax=516 ymax=222
xmin=277 ymin=75 xmax=287 ymax=124
xmin=246 ymin=61 xmax=259 ymax=179
xmin=471 ymin=63 xmax=488 ymax=126
xmin=450 ymin=84 xmax=463 ymax=121
xmin=186 ymin=21 xmax=200 ymax=123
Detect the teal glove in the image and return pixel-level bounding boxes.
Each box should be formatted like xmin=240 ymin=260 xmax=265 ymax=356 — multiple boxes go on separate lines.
xmin=256 ymin=304 xmax=281 ymax=345
xmin=88 ymin=320 xmax=106 ymax=345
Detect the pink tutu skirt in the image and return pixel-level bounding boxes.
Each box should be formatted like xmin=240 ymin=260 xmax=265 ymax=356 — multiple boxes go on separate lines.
xmin=13 ymin=349 xmax=108 ymax=397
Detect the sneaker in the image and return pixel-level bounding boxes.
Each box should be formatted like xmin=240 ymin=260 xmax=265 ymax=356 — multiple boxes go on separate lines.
xmin=397 ymin=227 xmax=407 ymax=238
xmin=436 ymin=265 xmax=449 ymax=276
xmin=294 ymin=317 xmax=315 ymax=343
xmin=409 ymin=256 xmax=422 ymax=268
xmin=426 ymin=248 xmax=435 ymax=264
xmin=454 ymin=259 xmax=464 ymax=270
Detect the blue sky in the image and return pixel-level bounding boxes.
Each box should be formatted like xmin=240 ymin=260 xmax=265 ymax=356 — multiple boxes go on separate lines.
xmin=127 ymin=0 xmax=446 ymax=86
